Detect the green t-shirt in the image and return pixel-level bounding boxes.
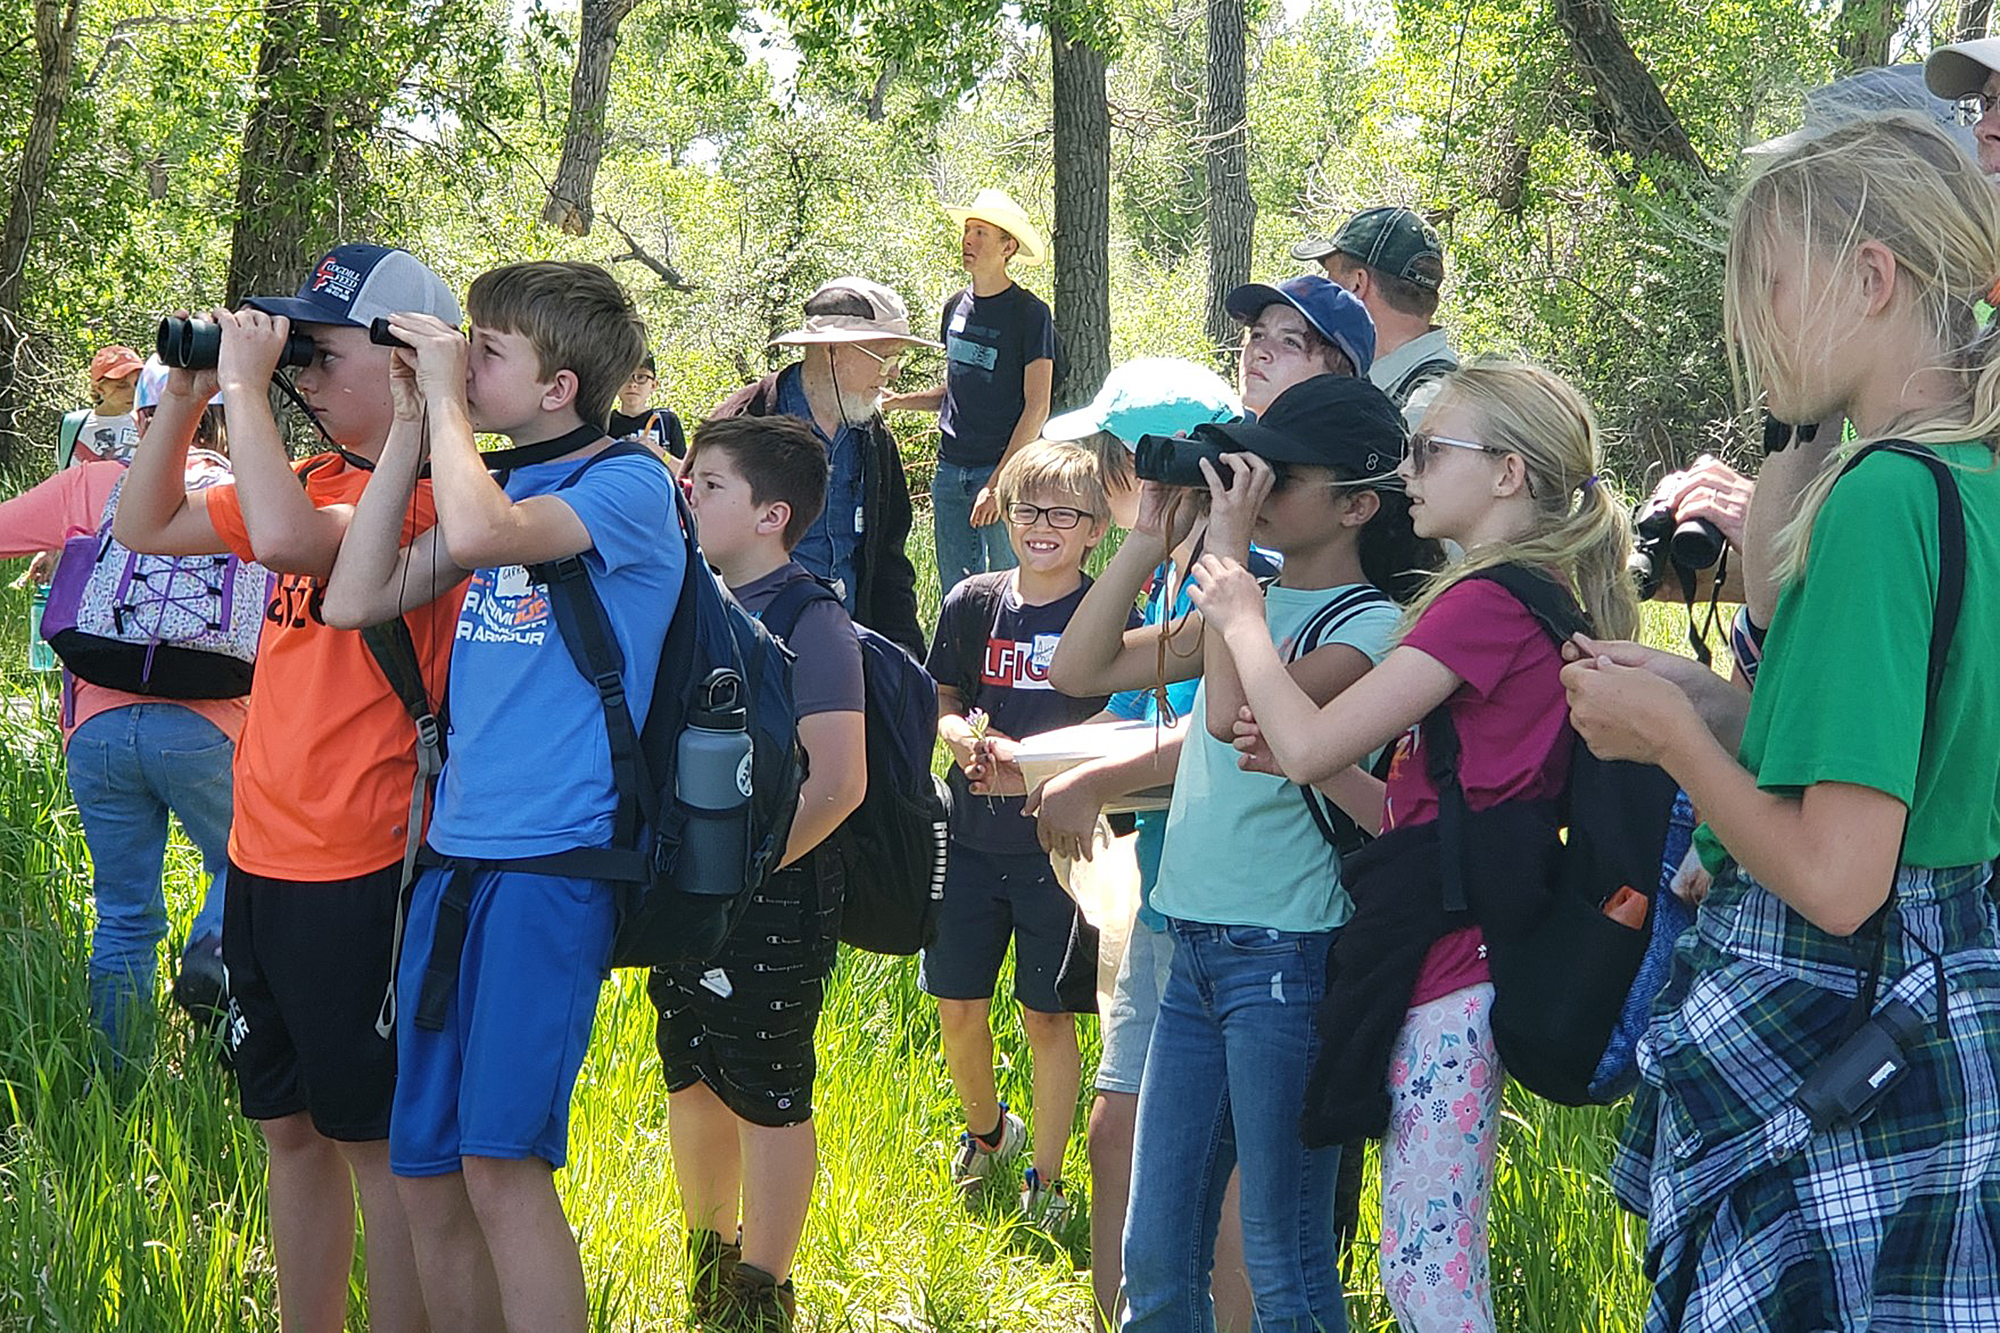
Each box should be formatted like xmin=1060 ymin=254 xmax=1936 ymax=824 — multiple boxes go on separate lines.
xmin=1695 ymin=442 xmax=2000 ymax=871
xmin=1150 ymin=583 xmax=1401 ymax=933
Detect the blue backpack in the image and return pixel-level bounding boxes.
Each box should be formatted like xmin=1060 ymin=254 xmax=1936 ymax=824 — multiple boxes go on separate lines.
xmin=410 ymin=442 xmax=805 ymax=1034
xmin=763 ymin=577 xmax=949 ymax=955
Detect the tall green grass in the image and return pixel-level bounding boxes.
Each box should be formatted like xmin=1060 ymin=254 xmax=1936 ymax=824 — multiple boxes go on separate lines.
xmin=0 ymin=560 xmax=1704 ymax=1329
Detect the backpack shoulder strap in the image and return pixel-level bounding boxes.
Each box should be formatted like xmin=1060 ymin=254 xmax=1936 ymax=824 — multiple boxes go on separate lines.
xmin=1286 ymin=584 xmax=1397 ymax=854
xmin=1835 ymin=442 xmax=1965 ymax=707
xmin=762 ymin=575 xmax=842 ymax=645
xmin=360 ymin=616 xmax=447 ymax=892
xmin=1461 ymin=563 xmax=1591 ymax=646
xmin=523 ymin=446 xmax=686 ymax=849
xmin=58 ymin=409 xmax=89 ymax=469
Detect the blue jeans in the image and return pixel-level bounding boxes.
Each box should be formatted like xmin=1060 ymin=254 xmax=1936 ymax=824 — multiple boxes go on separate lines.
xmin=1121 ymin=920 xmax=1346 ymax=1333
xmin=64 ymin=704 xmax=234 ymax=1062
xmin=931 ymin=459 xmax=1017 ymax=593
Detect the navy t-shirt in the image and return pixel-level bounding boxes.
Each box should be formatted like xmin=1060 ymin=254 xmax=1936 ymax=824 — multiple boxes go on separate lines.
xmin=926 ymin=571 xmax=1133 ymax=854
xmin=937 ymin=284 xmax=1057 ymax=468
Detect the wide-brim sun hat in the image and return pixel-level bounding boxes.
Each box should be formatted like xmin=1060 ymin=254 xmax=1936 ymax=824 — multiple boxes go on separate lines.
xmin=1043 ymin=357 xmax=1240 ymax=449
xmin=943 ymin=188 xmax=1048 ymax=267
xmin=770 ymin=276 xmax=942 ymax=348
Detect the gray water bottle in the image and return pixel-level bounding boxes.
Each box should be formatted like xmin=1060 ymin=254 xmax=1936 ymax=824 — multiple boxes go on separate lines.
xmin=676 ymin=668 xmax=752 ymax=898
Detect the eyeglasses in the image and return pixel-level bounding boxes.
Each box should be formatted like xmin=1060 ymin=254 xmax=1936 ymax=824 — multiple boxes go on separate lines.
xmin=1404 ymin=430 xmax=1508 ymax=475
xmin=1955 ymin=91 xmax=2000 ymax=126
xmin=1006 ymin=502 xmax=1090 ymax=530
xmin=847 ymin=343 xmax=904 ymax=371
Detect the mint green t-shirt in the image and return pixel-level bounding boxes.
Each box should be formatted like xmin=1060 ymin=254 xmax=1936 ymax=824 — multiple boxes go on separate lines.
xmin=1696 ymin=442 xmax=2000 ymax=871
xmin=1150 ymin=583 xmax=1402 ymax=932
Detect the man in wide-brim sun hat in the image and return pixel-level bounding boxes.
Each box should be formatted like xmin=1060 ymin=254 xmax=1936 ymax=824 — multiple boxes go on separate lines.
xmin=707 ymin=275 xmax=936 ymax=656
xmin=884 ymin=187 xmax=1058 ymax=591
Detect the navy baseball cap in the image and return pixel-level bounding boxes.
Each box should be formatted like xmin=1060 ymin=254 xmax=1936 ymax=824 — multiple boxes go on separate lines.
xmin=244 ymin=244 xmax=461 ymax=329
xmin=1197 ymin=374 xmax=1406 ymax=480
xmin=1225 ymin=275 xmax=1376 ymax=375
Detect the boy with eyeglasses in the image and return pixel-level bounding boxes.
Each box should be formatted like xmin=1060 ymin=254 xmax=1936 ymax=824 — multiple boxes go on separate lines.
xmin=923 ymin=441 xmax=1137 ymax=1224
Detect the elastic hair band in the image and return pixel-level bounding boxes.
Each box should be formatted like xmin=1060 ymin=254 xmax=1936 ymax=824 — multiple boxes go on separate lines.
xmin=1579 ymin=474 xmax=1601 ymax=493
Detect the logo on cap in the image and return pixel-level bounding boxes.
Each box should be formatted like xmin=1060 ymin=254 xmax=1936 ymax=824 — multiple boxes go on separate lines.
xmin=311 ymin=255 xmax=365 ymax=305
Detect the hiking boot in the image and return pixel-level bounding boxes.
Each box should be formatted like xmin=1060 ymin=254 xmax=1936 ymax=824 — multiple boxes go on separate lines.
xmin=171 ymin=933 xmax=229 ymax=1032
xmin=948 ymin=1103 xmax=1026 ymax=1193
xmin=705 ymin=1260 xmax=795 ymax=1333
xmin=1020 ymin=1166 xmax=1072 ymax=1229
xmin=687 ymin=1227 xmax=742 ymax=1324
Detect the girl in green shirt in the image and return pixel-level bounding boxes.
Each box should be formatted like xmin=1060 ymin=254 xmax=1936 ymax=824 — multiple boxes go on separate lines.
xmin=1564 ymin=114 xmax=2000 ymax=1330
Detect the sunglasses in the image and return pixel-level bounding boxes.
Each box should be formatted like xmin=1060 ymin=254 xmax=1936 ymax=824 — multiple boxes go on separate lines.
xmin=1006 ymin=502 xmax=1091 ymax=530
xmin=1404 ymin=430 xmax=1508 ymax=475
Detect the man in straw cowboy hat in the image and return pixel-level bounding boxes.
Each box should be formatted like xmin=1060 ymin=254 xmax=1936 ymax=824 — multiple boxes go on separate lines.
xmin=709 ymin=276 xmax=934 ymax=656
xmin=885 ymin=188 xmax=1058 ymax=590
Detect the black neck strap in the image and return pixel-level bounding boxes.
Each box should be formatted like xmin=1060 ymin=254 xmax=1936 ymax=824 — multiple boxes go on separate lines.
xmin=481 ymin=424 xmax=606 ymax=479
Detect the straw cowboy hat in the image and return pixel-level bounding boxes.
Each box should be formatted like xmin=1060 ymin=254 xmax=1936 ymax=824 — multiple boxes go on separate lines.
xmin=943 ymin=188 xmax=1048 ymax=267
xmin=770 ymin=276 xmax=943 ymax=347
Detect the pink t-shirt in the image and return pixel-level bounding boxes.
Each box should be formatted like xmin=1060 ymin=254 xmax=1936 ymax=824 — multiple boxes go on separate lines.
xmin=1382 ymin=578 xmax=1572 ymax=1006
xmin=0 ymin=460 xmax=247 ymax=745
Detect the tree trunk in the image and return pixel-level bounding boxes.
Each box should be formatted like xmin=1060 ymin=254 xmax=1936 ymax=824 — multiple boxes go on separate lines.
xmin=0 ymin=0 xmax=85 ymax=463
xmin=1961 ymin=0 xmax=1992 ymax=40
xmin=542 ymin=0 xmax=639 ymax=236
xmin=1051 ymin=21 xmax=1111 ymax=412
xmin=227 ymin=0 xmax=372 ymax=303
xmin=1834 ymin=0 xmax=1904 ymax=69
xmin=1551 ymin=0 xmax=1707 ymax=176
xmin=1202 ymin=0 xmax=1252 ymax=359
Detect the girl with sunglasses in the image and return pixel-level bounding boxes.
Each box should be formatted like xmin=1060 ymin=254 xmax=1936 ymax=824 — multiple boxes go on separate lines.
xmin=1190 ymin=360 xmax=1637 ymax=1332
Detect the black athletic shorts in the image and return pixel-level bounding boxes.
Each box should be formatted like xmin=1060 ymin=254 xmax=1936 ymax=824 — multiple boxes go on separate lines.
xmin=649 ymin=856 xmax=842 ymax=1128
xmin=222 ymin=858 xmax=402 ymax=1141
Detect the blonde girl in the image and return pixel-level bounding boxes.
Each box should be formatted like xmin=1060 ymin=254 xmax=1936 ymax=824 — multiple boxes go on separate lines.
xmin=1563 ymin=113 xmax=2000 ymax=1330
xmin=1189 ymin=360 xmax=1636 ymax=1332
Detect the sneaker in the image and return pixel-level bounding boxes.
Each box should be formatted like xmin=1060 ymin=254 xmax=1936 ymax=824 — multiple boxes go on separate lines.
xmin=687 ymin=1227 xmax=742 ymax=1324
xmin=1020 ymin=1166 xmax=1073 ymax=1228
xmin=705 ymin=1260 xmax=795 ymax=1333
xmin=949 ymin=1103 xmax=1027 ymax=1190
xmin=171 ymin=933 xmax=229 ymax=1029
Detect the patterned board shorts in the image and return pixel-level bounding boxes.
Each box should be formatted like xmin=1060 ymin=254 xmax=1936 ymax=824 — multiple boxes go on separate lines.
xmin=1614 ymin=861 xmax=2000 ymax=1331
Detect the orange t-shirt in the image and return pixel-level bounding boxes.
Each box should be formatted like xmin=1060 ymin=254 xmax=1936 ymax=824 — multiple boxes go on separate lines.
xmin=206 ymin=455 xmax=466 ymax=881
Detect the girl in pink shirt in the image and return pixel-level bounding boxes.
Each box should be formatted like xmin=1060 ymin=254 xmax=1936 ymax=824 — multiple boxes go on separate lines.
xmin=1191 ymin=361 xmax=1638 ymax=1331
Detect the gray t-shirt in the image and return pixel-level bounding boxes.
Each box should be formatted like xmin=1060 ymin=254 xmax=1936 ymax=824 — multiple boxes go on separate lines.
xmin=734 ymin=561 xmax=865 ymax=718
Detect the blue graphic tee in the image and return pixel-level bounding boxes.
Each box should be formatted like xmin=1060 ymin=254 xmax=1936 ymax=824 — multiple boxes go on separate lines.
xmin=427 ymin=447 xmax=683 ymax=859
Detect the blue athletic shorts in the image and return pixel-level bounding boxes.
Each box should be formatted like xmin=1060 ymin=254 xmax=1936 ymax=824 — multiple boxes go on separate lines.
xmin=389 ymin=865 xmax=616 ymax=1177
xmin=919 ymin=845 xmax=1079 ymax=1013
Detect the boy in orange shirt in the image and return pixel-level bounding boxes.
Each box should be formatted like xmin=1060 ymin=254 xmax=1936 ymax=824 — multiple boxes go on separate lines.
xmin=117 ymin=244 xmax=464 ymax=1333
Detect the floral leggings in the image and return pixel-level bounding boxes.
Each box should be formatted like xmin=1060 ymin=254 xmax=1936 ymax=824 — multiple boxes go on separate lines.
xmin=1379 ymin=983 xmax=1501 ymax=1332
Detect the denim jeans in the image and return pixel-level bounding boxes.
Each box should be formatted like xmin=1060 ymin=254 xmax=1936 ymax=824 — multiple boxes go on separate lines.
xmin=931 ymin=459 xmax=1017 ymax=593
xmin=1121 ymin=920 xmax=1346 ymax=1333
xmin=64 ymin=704 xmax=234 ymax=1062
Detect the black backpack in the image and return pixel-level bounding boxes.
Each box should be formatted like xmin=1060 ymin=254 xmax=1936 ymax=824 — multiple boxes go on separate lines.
xmin=763 ymin=576 xmax=950 ymax=955
xmin=410 ymin=443 xmax=806 ymax=1031
xmin=1424 ymin=563 xmax=1682 ymax=1106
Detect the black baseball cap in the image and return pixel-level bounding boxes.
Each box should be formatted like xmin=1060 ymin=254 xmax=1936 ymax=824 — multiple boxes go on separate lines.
xmin=1325 ymin=207 xmax=1446 ymax=292
xmin=1198 ymin=374 xmax=1406 ymax=480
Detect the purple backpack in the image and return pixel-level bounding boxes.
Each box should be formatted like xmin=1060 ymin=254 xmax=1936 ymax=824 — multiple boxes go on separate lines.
xmin=41 ymin=458 xmax=272 ymax=699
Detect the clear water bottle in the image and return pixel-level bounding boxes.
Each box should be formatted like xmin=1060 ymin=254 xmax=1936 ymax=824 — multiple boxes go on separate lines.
xmin=27 ymin=584 xmax=56 ymax=673
xmin=675 ymin=668 xmax=752 ymax=898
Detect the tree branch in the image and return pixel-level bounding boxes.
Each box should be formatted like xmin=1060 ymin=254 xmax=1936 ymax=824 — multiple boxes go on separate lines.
xmin=604 ymin=212 xmax=698 ymax=292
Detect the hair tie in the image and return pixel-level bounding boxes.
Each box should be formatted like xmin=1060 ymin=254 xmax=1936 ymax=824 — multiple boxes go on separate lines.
xmin=1579 ymin=474 xmax=1601 ymax=493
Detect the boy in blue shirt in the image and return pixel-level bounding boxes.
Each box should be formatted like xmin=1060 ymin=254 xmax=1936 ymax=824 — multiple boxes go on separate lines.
xmin=323 ymin=261 xmax=677 ymax=1333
